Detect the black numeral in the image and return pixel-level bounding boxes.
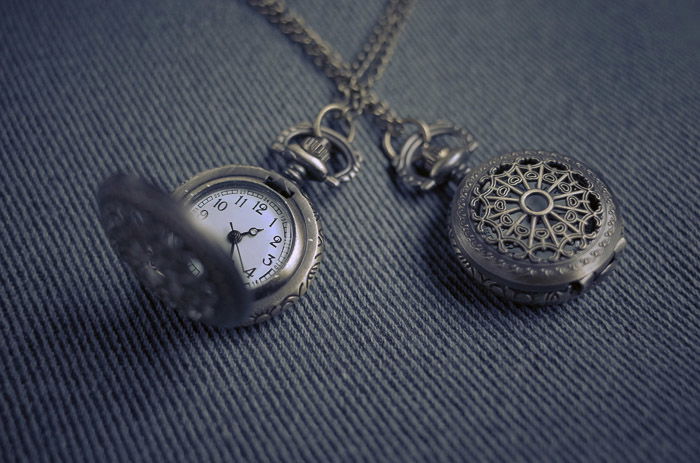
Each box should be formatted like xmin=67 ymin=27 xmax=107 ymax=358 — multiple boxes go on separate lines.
xmin=234 ymin=196 xmax=247 ymax=207
xmin=262 ymin=253 xmax=276 ymax=266
xmin=269 ymin=217 xmax=278 ymax=227
xmin=243 ymin=267 xmax=256 ymax=278
xmin=252 ymin=201 xmax=268 ymax=215
xmin=198 ymin=210 xmax=208 ymax=220
xmin=213 ymin=199 xmax=228 ymax=211
xmin=269 ymin=235 xmax=282 ymax=248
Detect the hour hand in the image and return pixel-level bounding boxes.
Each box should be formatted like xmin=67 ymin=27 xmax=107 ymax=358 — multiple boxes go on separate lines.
xmin=242 ymin=227 xmax=264 ymax=238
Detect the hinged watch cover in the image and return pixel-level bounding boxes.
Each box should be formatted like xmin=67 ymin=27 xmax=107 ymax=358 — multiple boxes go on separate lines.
xmin=98 ymin=174 xmax=252 ymax=328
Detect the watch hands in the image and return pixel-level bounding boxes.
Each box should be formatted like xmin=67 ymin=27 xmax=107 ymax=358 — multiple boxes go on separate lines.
xmin=228 ymin=223 xmax=264 ymax=240
xmin=241 ymin=227 xmax=264 ymax=238
xmin=226 ymin=223 xmax=266 ymax=274
xmin=228 ymin=224 xmax=236 ymax=256
xmin=227 ymin=223 xmax=245 ymax=267
xmin=234 ymin=241 xmax=245 ymax=272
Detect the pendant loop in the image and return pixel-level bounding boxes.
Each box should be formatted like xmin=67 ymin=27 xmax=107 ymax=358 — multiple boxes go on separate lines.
xmin=271 ymin=107 xmax=362 ymax=187
xmin=385 ymin=120 xmax=478 ymax=191
xmin=382 ymin=118 xmax=433 ymax=160
xmin=312 ymin=102 xmax=356 ymax=142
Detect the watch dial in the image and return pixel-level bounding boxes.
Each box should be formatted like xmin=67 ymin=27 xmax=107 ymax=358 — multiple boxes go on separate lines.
xmin=188 ymin=182 xmax=294 ymax=288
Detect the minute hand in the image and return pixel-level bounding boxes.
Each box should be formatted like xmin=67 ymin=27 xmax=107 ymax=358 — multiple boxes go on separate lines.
xmin=234 ymin=241 xmax=245 ymax=270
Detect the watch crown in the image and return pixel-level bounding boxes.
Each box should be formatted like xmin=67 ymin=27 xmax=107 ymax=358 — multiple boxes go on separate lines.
xmin=417 ymin=146 xmax=448 ymax=173
xmin=280 ymin=135 xmax=336 ymax=186
xmin=301 ymin=136 xmax=331 ymax=162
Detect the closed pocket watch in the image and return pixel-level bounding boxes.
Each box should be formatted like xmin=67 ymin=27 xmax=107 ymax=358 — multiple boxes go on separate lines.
xmin=98 ymin=105 xmax=360 ymax=327
xmin=385 ymin=121 xmax=627 ymax=304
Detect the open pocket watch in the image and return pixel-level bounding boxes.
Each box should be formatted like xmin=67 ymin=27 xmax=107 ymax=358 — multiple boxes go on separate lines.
xmin=98 ymin=105 xmax=360 ymax=327
xmin=384 ymin=121 xmax=627 ymax=305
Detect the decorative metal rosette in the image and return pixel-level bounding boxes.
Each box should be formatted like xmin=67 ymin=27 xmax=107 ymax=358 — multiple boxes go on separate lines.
xmin=472 ymin=156 xmax=602 ymax=262
xmin=449 ymin=151 xmax=626 ymax=305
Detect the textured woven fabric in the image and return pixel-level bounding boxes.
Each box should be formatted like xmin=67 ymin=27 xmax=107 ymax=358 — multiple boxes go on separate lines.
xmin=1 ymin=0 xmax=699 ymax=461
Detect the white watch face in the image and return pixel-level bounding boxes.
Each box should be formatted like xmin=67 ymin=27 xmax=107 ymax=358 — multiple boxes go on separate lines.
xmin=187 ymin=181 xmax=295 ymax=288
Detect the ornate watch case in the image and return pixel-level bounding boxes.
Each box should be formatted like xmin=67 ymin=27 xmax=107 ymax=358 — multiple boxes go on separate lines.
xmin=97 ymin=104 xmax=361 ymax=328
xmin=173 ymin=165 xmax=324 ymax=324
xmin=449 ymin=151 xmax=626 ymax=304
xmin=98 ymin=165 xmax=323 ymax=328
xmin=385 ymin=120 xmax=626 ymax=304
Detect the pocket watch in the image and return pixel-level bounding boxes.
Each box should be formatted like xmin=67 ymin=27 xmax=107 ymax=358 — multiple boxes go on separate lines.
xmin=384 ymin=121 xmax=627 ymax=304
xmin=98 ymin=105 xmax=360 ymax=327
xmin=242 ymin=0 xmax=627 ymax=304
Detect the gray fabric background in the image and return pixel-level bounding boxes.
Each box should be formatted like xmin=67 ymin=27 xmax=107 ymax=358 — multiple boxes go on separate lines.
xmin=1 ymin=0 xmax=699 ymax=461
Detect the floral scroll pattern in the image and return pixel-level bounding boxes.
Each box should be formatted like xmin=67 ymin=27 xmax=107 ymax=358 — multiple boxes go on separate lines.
xmin=470 ymin=157 xmax=603 ymax=263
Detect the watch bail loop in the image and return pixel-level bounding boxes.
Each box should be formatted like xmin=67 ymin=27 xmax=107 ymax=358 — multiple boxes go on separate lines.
xmin=271 ymin=104 xmax=362 ymax=187
xmin=385 ymin=120 xmax=478 ymax=191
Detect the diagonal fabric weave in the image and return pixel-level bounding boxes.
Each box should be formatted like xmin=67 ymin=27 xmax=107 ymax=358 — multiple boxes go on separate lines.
xmin=1 ymin=0 xmax=698 ymax=461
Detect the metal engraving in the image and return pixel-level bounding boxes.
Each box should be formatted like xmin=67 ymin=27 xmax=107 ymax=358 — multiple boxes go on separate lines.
xmin=470 ymin=155 xmax=603 ymax=262
xmin=449 ymin=151 xmax=626 ymax=305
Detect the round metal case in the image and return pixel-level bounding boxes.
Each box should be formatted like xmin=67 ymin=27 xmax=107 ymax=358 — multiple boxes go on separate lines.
xmin=449 ymin=151 xmax=626 ymax=305
xmin=173 ymin=165 xmax=323 ymax=325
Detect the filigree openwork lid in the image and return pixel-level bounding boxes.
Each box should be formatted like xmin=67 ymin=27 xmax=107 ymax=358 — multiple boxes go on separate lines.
xmin=471 ymin=156 xmax=603 ymax=262
xmin=98 ymin=174 xmax=252 ymax=327
xmin=450 ymin=151 xmax=625 ymax=304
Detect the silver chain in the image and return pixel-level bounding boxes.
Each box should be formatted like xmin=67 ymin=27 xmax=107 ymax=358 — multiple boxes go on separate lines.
xmin=246 ymin=0 xmax=415 ymax=131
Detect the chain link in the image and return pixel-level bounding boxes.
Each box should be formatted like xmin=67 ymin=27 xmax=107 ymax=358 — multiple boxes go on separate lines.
xmin=246 ymin=0 xmax=414 ymax=131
